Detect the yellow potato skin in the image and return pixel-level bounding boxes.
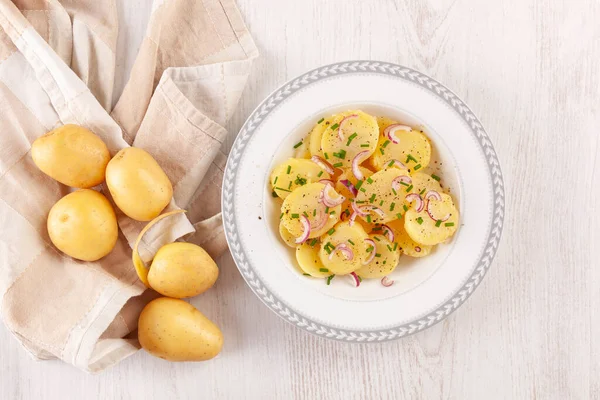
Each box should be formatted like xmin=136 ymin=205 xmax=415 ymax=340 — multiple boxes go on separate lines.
xmin=32 ymin=124 xmax=110 ymax=188
xmin=47 ymin=189 xmax=118 ymax=261
xmin=138 ymin=297 xmax=223 ymax=362
xmin=148 ymin=243 xmax=219 ymax=298
xmin=106 ymin=147 xmax=173 ymax=221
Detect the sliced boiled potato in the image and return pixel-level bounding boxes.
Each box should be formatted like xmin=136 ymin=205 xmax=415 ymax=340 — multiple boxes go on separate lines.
xmin=270 ymin=158 xmax=331 ymax=199
xmin=354 ymin=168 xmax=411 ymax=224
xmin=411 ymin=172 xmax=443 ymax=196
xmin=387 ymin=219 xmax=432 ymax=257
xmin=281 ymin=182 xmax=341 ymax=238
xmin=354 ymin=233 xmax=400 ymax=278
xmin=321 ymin=110 xmax=379 ymax=170
xmin=319 ymin=221 xmax=369 ymax=275
xmin=334 ymin=167 xmax=375 ymax=232
xmin=404 ymin=193 xmax=459 ymax=245
xmin=309 ymin=117 xmax=334 ymax=156
xmin=279 ymin=221 xmax=297 ymax=247
xmin=296 ymin=242 xmax=331 ymax=278
xmin=370 ymin=119 xmax=431 ymax=172
xmin=294 ymin=138 xmax=311 ymax=159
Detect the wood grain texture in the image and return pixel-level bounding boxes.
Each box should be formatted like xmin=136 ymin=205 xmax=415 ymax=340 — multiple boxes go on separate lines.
xmin=2 ymin=0 xmax=600 ymax=398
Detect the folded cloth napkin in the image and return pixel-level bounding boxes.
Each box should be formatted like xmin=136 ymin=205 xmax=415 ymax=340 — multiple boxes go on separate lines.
xmin=0 ymin=0 xmax=257 ymax=373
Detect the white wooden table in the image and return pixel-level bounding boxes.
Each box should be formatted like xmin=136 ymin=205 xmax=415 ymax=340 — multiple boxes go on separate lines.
xmin=2 ymin=0 xmax=599 ymax=398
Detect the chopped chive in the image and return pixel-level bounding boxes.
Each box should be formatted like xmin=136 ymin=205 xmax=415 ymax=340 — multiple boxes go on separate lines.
xmin=379 ymin=200 xmax=384 ymax=206
xmin=372 ymin=226 xmax=382 ymax=231
xmin=393 ymin=242 xmax=398 ymax=251
xmin=275 ymin=187 xmax=292 ymax=192
xmin=317 ymin=171 xmax=324 ymax=177
xmin=390 ymin=202 xmax=396 ymax=211
xmin=313 ymin=209 xmax=317 ymax=216
xmin=388 ymin=160 xmax=395 ymax=167
xmin=318 ymin=118 xmax=325 ymax=124
xmin=414 ymin=164 xmax=422 ymax=171
xmin=396 ymin=213 xmax=402 ymax=219
xmin=392 ymin=188 xmax=397 ymax=195
xmin=366 ymin=215 xmax=372 ymax=223
xmin=346 ymin=133 xmax=358 ymax=146
xmin=382 ymin=140 xmax=391 ymax=148
xmin=383 ymin=260 xmax=387 ymax=265
xmin=416 ymin=217 xmax=424 ymax=225
xmin=303 ymin=211 xmax=309 ymax=218
xmin=324 ymin=152 xmax=329 ymax=159
xmin=333 ymin=162 xmax=343 ymax=168
xmin=379 ymin=148 xmax=385 ymax=155
xmin=387 ymin=244 xmax=393 ymax=251
xmin=357 ymin=275 xmax=362 ymax=282
xmin=319 ymin=268 xmax=329 ymax=272
xmin=329 ymin=211 xmax=336 ymax=215
xmin=419 ymin=188 xmax=426 ymax=195
xmin=326 ymin=275 xmax=335 ymax=285
xmin=348 ymin=239 xmax=355 ymax=245
xmin=445 ymin=222 xmax=455 ymax=227
xmin=360 ymin=143 xmax=370 ymax=148
xmin=435 ymin=220 xmax=442 ymax=227
xmin=310 ymin=238 xmax=318 ymax=246
xmin=274 ymin=176 xmax=279 ymax=184
xmin=344 ymin=209 xmax=350 ymax=216
xmin=375 ymin=253 xmax=382 ymax=257
xmin=374 ymin=236 xmax=381 ymax=241
xmin=303 ymin=273 xmax=311 ymax=276
xmin=356 ymin=200 xmax=366 ymax=204
xmin=406 ymin=184 xmax=413 ymax=192
xmin=291 ymin=213 xmax=300 ymax=218
xmin=369 ymin=194 xmax=376 ymax=203
xmin=324 ymin=245 xmax=332 ymax=255
xmin=327 ymin=228 xmax=335 ymax=235
xmin=330 ymin=123 xmax=340 ymax=130
xmin=366 ymin=246 xmax=374 ymax=253
xmin=272 ymin=191 xmax=278 ymax=197
xmin=367 ymin=177 xmax=374 ymax=184
xmin=286 ymin=165 xmax=291 ymax=174
xmin=335 ymin=149 xmax=347 ymax=159
xmin=325 ymin=206 xmax=330 ymax=213
xmin=403 ymin=205 xmax=408 ymax=212
xmin=288 ymin=181 xmax=293 ymax=189
xmin=295 ymin=175 xmax=307 ymax=186
xmin=355 ymin=180 xmax=364 ymax=190
xmin=399 ymin=181 xmax=409 ymax=187
xmin=280 ymin=213 xmax=284 ymax=219
xmin=431 ymin=174 xmax=441 ymax=181
xmin=360 ymin=188 xmax=367 ymax=193
xmin=294 ymin=141 xmax=303 ymax=149
xmin=406 ymin=154 xmax=418 ymax=163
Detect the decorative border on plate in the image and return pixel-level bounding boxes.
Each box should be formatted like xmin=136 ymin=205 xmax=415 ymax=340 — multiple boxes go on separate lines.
xmin=222 ymin=61 xmax=505 ymax=342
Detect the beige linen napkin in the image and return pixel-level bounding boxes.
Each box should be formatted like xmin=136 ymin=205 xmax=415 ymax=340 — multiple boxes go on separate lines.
xmin=0 ymin=0 xmax=257 ymax=372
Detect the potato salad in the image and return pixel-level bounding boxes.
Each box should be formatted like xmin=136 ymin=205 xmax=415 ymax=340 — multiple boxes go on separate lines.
xmin=270 ymin=110 xmax=459 ymax=287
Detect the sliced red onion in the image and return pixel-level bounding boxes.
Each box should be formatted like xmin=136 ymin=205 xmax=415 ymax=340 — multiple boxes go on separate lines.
xmin=360 ymin=205 xmax=386 ymax=219
xmin=381 ymin=224 xmax=394 ymax=242
xmin=351 ymin=150 xmax=370 ymax=181
xmin=349 ymin=272 xmax=360 ymax=287
xmin=352 ymin=201 xmax=367 ymax=217
xmin=321 ymin=183 xmax=346 ymax=207
xmin=319 ymin=179 xmax=334 ymax=186
xmin=405 ymin=193 xmax=424 ymax=212
xmin=392 ymin=175 xmax=412 ymax=192
xmin=415 ymin=246 xmax=421 ymax=253
xmin=387 ymin=159 xmax=407 ymax=169
xmin=312 ymin=208 xmax=328 ymax=230
xmin=426 ymin=199 xmax=450 ymax=222
xmin=424 ymin=190 xmax=442 ymax=201
xmin=328 ymin=243 xmax=354 ymax=261
xmin=338 ymin=114 xmax=359 ymax=140
xmin=340 ymin=179 xmax=358 ymax=197
xmin=381 ymin=276 xmax=395 ymax=287
xmin=348 ymin=212 xmax=357 ymax=226
xmin=310 ymin=155 xmax=335 ymax=175
xmin=295 ymin=215 xmax=311 ymax=244
xmin=384 ymin=124 xmax=411 ymax=144
xmin=362 ymin=239 xmax=376 ymax=265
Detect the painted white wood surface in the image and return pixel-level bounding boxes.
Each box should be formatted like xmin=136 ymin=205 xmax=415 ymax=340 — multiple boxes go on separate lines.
xmin=2 ymin=0 xmax=599 ymax=398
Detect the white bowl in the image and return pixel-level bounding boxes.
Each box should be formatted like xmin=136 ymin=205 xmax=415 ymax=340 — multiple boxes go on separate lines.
xmin=223 ymin=61 xmax=505 ymax=341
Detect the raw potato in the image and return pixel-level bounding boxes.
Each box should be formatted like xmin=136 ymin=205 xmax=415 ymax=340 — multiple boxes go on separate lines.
xmin=321 ymin=110 xmax=379 ymax=169
xmin=138 ymin=297 xmax=223 ymax=362
xmin=354 ymin=233 xmax=400 ymax=278
xmin=279 ymin=222 xmax=297 ymax=247
xmin=281 ymin=182 xmax=341 ymax=238
xmin=106 ymin=147 xmax=173 ymax=221
xmin=405 ymin=193 xmax=459 ymax=245
xmin=354 ymin=168 xmax=411 ymax=224
xmin=308 ymin=117 xmax=333 ymax=156
xmin=47 ymin=189 xmax=118 ymax=261
xmin=370 ymin=118 xmax=431 ymax=172
xmin=318 ymin=221 xmax=369 ymax=275
xmin=296 ymin=242 xmax=331 ymax=278
xmin=147 ymin=242 xmax=218 ymax=298
xmin=270 ymin=158 xmax=330 ymax=199
xmin=387 ymin=219 xmax=432 ymax=257
xmin=31 ymin=124 xmax=110 ymax=188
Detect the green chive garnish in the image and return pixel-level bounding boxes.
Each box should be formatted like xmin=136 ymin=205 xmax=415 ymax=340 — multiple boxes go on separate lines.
xmin=333 ymin=162 xmax=343 ymax=168
xmin=348 ymin=239 xmax=355 ymax=245
xmin=326 ymin=275 xmax=335 ymax=285
xmin=392 ymin=188 xmax=397 ymax=195
xmin=337 ymin=149 xmax=347 ymax=159
xmin=388 ymin=160 xmax=395 ymax=167
xmin=280 ymin=213 xmax=284 ymax=219
xmin=406 ymin=154 xmax=417 ymax=163
xmin=303 ymin=273 xmax=311 ymax=276
xmin=288 ymin=181 xmax=292 ymax=189
xmin=293 ymin=141 xmax=303 ymax=149
xmin=399 ymin=181 xmax=409 ymax=187
xmin=393 ymin=242 xmax=398 ymax=251
xmin=387 ymin=244 xmax=393 ymax=251
xmin=382 ymin=140 xmax=391 ymax=148
xmin=419 ymin=188 xmax=426 ymax=195
xmin=375 ymin=253 xmax=382 ymax=257
xmin=327 ymin=228 xmax=335 ymax=235
xmin=303 ymin=211 xmax=309 ymax=218
xmin=295 ymin=176 xmax=307 ymax=186
xmin=403 ymin=205 xmax=408 ymax=212
xmin=435 ymin=220 xmax=442 ymax=227
xmin=319 ymin=268 xmax=329 ymax=273
xmin=406 ymin=184 xmax=413 ymax=192
xmin=360 ymin=188 xmax=366 ymax=192
xmin=431 ymin=174 xmax=441 ymax=181
xmin=366 ymin=246 xmax=374 ymax=253
xmin=379 ymin=148 xmax=385 ymax=155
xmin=317 ymin=171 xmax=324 ymax=177
xmin=355 ymin=180 xmax=364 ymax=190
xmin=367 ymin=177 xmax=373 ymax=184
xmin=390 ymin=202 xmax=396 ymax=211
xmin=291 ymin=213 xmax=299 ymax=218
xmin=330 ymin=123 xmax=340 ymax=130
xmin=325 ymin=207 xmax=329 ymax=213
xmin=286 ymin=165 xmax=291 ymax=174
xmin=272 ymin=191 xmax=278 ymax=197
xmin=374 ymin=236 xmax=381 ymax=241
xmin=396 ymin=213 xmax=402 ymax=219
xmin=360 ymin=144 xmax=370 ymax=148
xmin=445 ymin=222 xmax=455 ymax=227
xmin=372 ymin=226 xmax=382 ymax=231
xmin=275 ymin=187 xmax=292 ymax=192
xmin=324 ymin=153 xmax=329 ymax=159
xmin=414 ymin=164 xmax=422 ymax=171
xmin=416 ymin=217 xmax=424 ymax=225
xmin=383 ymin=260 xmax=387 ymax=265
xmin=310 ymin=238 xmax=318 ymax=246
xmin=358 ymin=275 xmax=362 ymax=282
xmin=379 ymin=200 xmax=384 ymax=206
xmin=274 ymin=176 xmax=279 ymax=184
xmin=369 ymin=194 xmax=376 ymax=203
xmin=366 ymin=215 xmax=372 ymax=223
xmin=313 ymin=209 xmax=317 ymax=216
xmin=346 ymin=133 xmax=358 ymax=146
xmin=318 ymin=118 xmax=325 ymax=124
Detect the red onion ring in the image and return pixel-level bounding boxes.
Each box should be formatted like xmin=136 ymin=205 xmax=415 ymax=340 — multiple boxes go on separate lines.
xmin=310 ymin=155 xmax=335 ymax=175
xmin=362 ymin=239 xmax=376 ymax=265
xmin=384 ymin=124 xmax=411 ymax=144
xmin=352 ymin=201 xmax=367 ymax=217
xmin=295 ymin=215 xmax=311 ymax=244
xmin=351 ymin=150 xmax=371 ymax=181
xmin=388 ymin=159 xmax=407 ymax=169
xmin=338 ymin=114 xmax=359 ymax=140
xmin=392 ymin=175 xmax=412 ymax=192
xmin=405 ymin=193 xmax=424 ymax=212
xmin=381 ymin=276 xmax=395 ymax=287
xmin=424 ymin=190 xmax=442 ymax=201
xmin=312 ymin=208 xmax=328 ymax=230
xmin=339 ymin=179 xmax=358 ymax=197
xmin=328 ymin=243 xmax=354 ymax=261
xmin=360 ymin=205 xmax=386 ymax=219
xmin=321 ymin=183 xmax=346 ymax=207
xmin=348 ymin=212 xmax=357 ymax=226
xmin=349 ymin=272 xmax=360 ymax=287
xmin=381 ymin=224 xmax=394 ymax=242
xmin=425 ymin=197 xmax=450 ymax=222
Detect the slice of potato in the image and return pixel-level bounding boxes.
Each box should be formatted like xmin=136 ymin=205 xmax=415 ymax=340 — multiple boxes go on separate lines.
xmin=281 ymin=182 xmax=341 ymax=238
xmin=370 ymin=119 xmax=431 ymax=172
xmin=270 ymin=158 xmax=331 ymax=199
xmin=309 ymin=117 xmax=334 ymax=156
xmin=411 ymin=172 xmax=443 ymax=196
xmin=354 ymin=233 xmax=400 ymax=278
xmin=279 ymin=221 xmax=297 ymax=247
xmin=404 ymin=193 xmax=459 ymax=245
xmin=318 ymin=221 xmax=369 ymax=275
xmin=294 ymin=138 xmax=311 ymax=159
xmin=387 ymin=219 xmax=432 ymax=257
xmin=296 ymin=242 xmax=331 ymax=278
xmin=321 ymin=110 xmax=379 ymax=170
xmin=354 ymin=168 xmax=410 ymax=224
